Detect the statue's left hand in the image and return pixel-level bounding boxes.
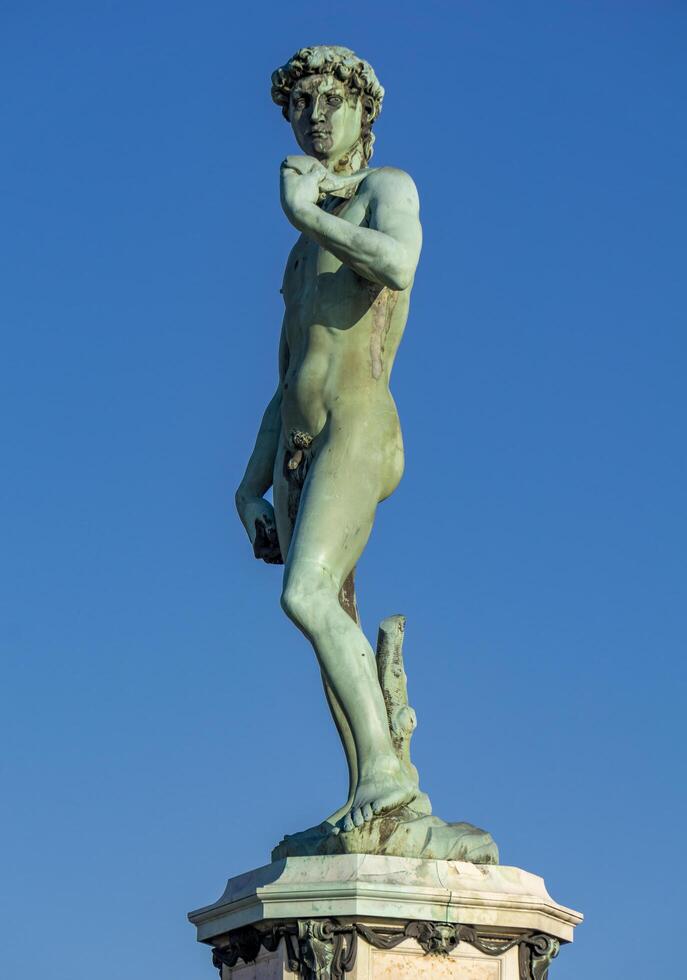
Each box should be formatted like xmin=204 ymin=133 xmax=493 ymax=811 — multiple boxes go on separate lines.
xmin=280 ymin=155 xmax=328 ymax=224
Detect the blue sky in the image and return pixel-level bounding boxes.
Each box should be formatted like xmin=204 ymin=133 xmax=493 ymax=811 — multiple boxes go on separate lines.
xmin=1 ymin=2 xmax=685 ymax=977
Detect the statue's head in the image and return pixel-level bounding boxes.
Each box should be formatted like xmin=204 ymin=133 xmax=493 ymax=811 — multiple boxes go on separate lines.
xmin=271 ymin=45 xmax=384 ymax=171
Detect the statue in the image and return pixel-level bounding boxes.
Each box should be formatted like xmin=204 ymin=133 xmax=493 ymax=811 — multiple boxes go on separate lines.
xmin=235 ymin=46 xmax=497 ymax=863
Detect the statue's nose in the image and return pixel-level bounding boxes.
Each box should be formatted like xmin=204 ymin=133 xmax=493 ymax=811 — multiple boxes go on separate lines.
xmin=310 ymin=96 xmax=326 ymax=122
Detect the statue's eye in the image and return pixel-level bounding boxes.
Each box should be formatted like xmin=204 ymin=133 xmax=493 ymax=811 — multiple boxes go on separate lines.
xmin=294 ymin=96 xmax=307 ymax=110
xmin=327 ymin=96 xmax=342 ymax=107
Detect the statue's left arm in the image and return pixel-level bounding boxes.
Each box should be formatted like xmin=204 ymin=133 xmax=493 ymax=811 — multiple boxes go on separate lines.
xmin=281 ymin=161 xmax=422 ymax=291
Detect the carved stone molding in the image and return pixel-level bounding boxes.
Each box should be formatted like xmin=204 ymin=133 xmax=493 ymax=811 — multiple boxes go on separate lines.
xmin=210 ymin=918 xmax=563 ymax=979
xmin=520 ymin=933 xmax=560 ymax=980
xmin=297 ymin=920 xmax=357 ymax=979
xmin=212 ymin=920 xmax=356 ymax=980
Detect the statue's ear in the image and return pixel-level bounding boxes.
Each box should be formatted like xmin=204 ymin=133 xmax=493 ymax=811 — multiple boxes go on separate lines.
xmin=361 ymin=95 xmax=375 ymax=124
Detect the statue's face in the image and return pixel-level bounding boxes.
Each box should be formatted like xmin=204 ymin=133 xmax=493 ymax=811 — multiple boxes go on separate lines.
xmin=289 ymin=74 xmax=363 ymax=163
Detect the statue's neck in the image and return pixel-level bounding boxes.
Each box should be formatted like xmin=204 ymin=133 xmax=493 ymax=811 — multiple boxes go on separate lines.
xmin=320 ymin=139 xmax=366 ymax=177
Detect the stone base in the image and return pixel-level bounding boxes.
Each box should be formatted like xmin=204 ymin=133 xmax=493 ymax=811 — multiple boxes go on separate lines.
xmin=188 ymin=855 xmax=582 ymax=980
xmin=272 ymin=812 xmax=498 ymax=864
xmin=215 ymin=930 xmax=525 ymax=978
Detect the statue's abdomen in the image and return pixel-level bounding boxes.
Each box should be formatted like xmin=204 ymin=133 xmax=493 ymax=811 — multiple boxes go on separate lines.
xmin=281 ymin=237 xmax=410 ymax=451
xmin=281 ymin=344 xmax=330 ymax=438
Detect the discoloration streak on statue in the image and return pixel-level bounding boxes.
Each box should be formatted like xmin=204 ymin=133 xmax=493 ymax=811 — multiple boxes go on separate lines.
xmin=368 ymin=285 xmax=398 ymax=379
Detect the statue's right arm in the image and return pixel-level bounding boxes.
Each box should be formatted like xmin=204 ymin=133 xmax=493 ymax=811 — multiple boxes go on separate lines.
xmin=234 ymin=324 xmax=288 ymax=564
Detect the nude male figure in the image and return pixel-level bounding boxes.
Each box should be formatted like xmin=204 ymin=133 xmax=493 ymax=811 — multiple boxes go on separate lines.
xmin=235 ymin=46 xmax=422 ymax=833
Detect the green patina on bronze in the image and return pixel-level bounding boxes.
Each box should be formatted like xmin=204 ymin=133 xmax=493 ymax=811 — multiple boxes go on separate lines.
xmin=235 ymin=45 xmax=498 ymax=862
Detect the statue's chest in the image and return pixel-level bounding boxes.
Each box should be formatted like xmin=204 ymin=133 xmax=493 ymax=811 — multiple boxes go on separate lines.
xmin=283 ymin=195 xmax=370 ymax=291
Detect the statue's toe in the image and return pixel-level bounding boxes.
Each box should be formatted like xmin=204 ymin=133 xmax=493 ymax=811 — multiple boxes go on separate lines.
xmin=341 ymin=813 xmax=355 ymax=833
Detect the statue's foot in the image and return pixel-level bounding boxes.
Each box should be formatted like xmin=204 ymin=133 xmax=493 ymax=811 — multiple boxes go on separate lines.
xmin=341 ymin=759 xmax=417 ymax=833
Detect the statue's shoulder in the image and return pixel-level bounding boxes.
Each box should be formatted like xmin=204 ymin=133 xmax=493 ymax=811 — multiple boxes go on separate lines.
xmin=361 ymin=166 xmax=419 ymax=208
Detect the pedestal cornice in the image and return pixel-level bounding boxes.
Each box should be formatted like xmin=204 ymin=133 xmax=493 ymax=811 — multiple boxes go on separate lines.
xmin=188 ymin=854 xmax=583 ymax=946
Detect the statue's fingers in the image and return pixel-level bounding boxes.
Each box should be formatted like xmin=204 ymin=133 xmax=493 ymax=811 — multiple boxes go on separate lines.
xmin=280 ymin=159 xmax=300 ymax=176
xmin=281 ymin=154 xmax=317 ymax=175
xmin=265 ymin=538 xmax=284 ymax=563
xmin=319 ymin=171 xmax=367 ymax=194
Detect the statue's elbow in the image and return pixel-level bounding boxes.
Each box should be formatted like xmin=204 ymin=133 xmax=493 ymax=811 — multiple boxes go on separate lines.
xmin=386 ymin=266 xmax=413 ymax=291
xmin=383 ymin=245 xmax=414 ymax=291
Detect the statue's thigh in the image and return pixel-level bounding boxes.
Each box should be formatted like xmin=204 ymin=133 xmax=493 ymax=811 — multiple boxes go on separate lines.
xmin=286 ymin=436 xmax=382 ymax=585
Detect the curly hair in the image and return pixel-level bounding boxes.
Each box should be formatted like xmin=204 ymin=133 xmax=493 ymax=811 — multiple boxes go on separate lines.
xmin=271 ymin=45 xmax=384 ymax=164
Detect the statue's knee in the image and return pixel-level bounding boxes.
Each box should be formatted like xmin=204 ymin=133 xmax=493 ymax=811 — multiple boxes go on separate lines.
xmin=280 ymin=578 xmax=313 ymax=630
xmin=280 ymin=565 xmax=331 ymax=631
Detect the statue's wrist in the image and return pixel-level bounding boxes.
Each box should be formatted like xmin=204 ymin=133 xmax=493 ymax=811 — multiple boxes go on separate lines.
xmin=235 ymin=484 xmax=258 ymax=509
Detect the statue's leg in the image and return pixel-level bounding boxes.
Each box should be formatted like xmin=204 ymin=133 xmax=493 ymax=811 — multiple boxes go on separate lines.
xmin=273 ymin=446 xmax=358 ymax=827
xmin=279 ymin=423 xmax=416 ymax=830
xmin=325 ymin=568 xmax=361 ymax=821
xmin=319 ymin=673 xmax=357 ymax=826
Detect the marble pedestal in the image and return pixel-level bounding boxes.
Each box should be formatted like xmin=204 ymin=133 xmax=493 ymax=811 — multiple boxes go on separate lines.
xmin=188 ymin=855 xmax=582 ymax=979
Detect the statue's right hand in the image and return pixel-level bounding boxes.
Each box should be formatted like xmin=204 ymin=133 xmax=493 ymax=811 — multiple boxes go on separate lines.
xmin=236 ymin=496 xmax=283 ymax=565
xmin=280 ymin=155 xmax=328 ymax=224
